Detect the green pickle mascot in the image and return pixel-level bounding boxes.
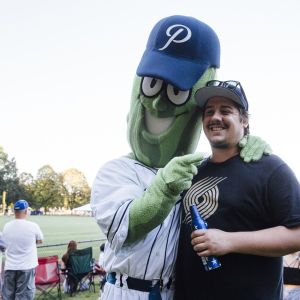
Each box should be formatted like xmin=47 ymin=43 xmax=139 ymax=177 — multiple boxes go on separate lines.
xmin=91 ymin=15 xmax=270 ymax=300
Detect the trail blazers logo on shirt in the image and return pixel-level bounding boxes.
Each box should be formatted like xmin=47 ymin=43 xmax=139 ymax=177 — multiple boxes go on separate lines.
xmin=183 ymin=176 xmax=227 ymax=224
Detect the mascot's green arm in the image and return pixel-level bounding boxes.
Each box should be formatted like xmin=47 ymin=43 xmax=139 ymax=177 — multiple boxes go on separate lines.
xmin=126 ymin=153 xmax=203 ymax=244
xmin=239 ymin=135 xmax=272 ymax=162
xmin=126 ymin=135 xmax=271 ymax=243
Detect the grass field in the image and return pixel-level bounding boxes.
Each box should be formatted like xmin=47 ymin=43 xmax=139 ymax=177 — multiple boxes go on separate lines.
xmin=0 ymin=215 xmax=106 ymax=259
xmin=0 ymin=215 xmax=105 ymax=243
xmin=0 ymin=215 xmax=106 ymax=299
xmin=35 ymin=283 xmax=101 ymax=300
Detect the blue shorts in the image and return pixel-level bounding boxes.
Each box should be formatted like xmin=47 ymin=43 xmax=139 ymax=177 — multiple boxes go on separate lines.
xmin=2 ymin=268 xmax=35 ymax=300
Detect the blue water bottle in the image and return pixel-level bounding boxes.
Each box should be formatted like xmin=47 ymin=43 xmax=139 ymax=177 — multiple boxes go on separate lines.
xmin=190 ymin=204 xmax=221 ymax=271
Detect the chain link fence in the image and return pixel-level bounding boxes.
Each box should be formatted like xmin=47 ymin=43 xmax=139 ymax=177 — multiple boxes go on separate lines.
xmin=37 ymin=238 xmax=107 ymax=262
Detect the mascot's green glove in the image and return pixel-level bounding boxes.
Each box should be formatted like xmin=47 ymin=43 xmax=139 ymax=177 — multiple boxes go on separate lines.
xmin=239 ymin=135 xmax=272 ymax=163
xmin=126 ymin=153 xmax=203 ymax=243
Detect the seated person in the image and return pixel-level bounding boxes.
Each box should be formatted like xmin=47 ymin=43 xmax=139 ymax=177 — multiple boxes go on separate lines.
xmin=61 ymin=240 xmax=78 ymax=293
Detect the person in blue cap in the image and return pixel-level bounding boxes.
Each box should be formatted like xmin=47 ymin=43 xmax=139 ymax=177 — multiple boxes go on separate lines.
xmin=175 ymin=80 xmax=300 ymax=300
xmin=91 ymin=16 xmax=271 ymax=300
xmin=2 ymin=199 xmax=44 ymax=300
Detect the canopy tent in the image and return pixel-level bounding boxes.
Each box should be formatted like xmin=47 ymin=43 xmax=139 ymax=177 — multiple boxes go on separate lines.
xmin=73 ymin=204 xmax=92 ymax=212
xmin=72 ymin=204 xmax=93 ymax=216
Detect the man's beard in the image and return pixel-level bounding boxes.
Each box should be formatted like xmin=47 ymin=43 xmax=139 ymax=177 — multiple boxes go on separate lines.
xmin=210 ymin=141 xmax=229 ymax=149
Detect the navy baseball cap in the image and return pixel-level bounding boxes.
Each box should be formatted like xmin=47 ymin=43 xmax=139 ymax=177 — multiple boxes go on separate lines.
xmin=136 ymin=15 xmax=220 ymax=91
xmin=195 ymin=80 xmax=249 ymax=111
xmin=14 ymin=199 xmax=29 ymax=210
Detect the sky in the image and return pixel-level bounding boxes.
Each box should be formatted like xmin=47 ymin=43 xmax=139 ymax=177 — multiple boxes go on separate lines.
xmin=0 ymin=0 xmax=300 ymax=185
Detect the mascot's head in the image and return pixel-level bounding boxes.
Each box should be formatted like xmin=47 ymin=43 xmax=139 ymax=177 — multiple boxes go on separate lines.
xmin=127 ymin=15 xmax=220 ymax=168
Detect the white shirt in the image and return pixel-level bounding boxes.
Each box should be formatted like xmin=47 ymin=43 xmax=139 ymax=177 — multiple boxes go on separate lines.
xmin=3 ymin=219 xmax=44 ymax=270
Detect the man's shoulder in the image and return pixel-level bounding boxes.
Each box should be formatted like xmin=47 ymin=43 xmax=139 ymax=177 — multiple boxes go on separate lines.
xmin=28 ymin=220 xmax=42 ymax=228
xmin=3 ymin=220 xmax=22 ymax=236
xmin=234 ymin=153 xmax=284 ymax=168
xmin=3 ymin=219 xmax=17 ymax=229
xmin=261 ymin=153 xmax=283 ymax=162
xmin=22 ymin=219 xmax=42 ymax=230
xmin=257 ymin=154 xmax=286 ymax=168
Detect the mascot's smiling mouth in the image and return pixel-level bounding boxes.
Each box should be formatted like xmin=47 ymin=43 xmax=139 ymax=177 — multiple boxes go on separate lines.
xmin=144 ymin=110 xmax=174 ymax=134
xmin=142 ymin=109 xmax=189 ymax=144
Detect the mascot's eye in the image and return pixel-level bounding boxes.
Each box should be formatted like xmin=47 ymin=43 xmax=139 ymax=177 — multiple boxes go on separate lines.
xmin=166 ymin=84 xmax=190 ymax=106
xmin=141 ymin=77 xmax=163 ymax=97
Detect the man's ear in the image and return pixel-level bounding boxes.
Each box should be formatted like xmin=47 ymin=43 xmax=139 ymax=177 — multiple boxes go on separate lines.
xmin=242 ymin=115 xmax=249 ymax=128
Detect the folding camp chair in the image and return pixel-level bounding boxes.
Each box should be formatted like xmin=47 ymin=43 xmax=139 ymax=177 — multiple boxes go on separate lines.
xmin=284 ymin=252 xmax=300 ymax=285
xmin=35 ymin=255 xmax=62 ymax=299
xmin=64 ymin=247 xmax=95 ymax=296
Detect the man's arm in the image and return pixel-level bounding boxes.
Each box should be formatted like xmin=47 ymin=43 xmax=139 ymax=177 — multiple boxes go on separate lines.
xmin=35 ymin=224 xmax=44 ymax=245
xmin=191 ymin=225 xmax=300 ymax=257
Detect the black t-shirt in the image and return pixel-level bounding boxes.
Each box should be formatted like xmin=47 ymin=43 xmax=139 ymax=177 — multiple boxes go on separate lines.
xmin=175 ymin=155 xmax=300 ymax=300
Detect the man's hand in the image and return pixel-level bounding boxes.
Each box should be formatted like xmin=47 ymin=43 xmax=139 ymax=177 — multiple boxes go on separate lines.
xmin=94 ymin=263 xmax=106 ymax=276
xmin=191 ymin=229 xmax=232 ymax=257
xmin=191 ymin=226 xmax=300 ymax=257
xmin=239 ymin=135 xmax=272 ymax=163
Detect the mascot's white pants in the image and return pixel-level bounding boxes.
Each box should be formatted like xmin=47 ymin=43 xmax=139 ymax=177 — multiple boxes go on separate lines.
xmin=99 ymin=282 xmax=174 ymax=300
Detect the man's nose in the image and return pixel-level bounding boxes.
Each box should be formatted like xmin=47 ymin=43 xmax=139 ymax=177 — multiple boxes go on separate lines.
xmin=211 ymin=111 xmax=223 ymax=120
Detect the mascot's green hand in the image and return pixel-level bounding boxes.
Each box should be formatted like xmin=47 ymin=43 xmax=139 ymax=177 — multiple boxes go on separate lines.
xmin=160 ymin=152 xmax=203 ymax=194
xmin=126 ymin=153 xmax=204 ymax=243
xmin=239 ymin=135 xmax=272 ymax=163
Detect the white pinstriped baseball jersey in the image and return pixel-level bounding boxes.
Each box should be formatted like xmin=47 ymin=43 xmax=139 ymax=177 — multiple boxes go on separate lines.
xmin=91 ymin=156 xmax=181 ymax=300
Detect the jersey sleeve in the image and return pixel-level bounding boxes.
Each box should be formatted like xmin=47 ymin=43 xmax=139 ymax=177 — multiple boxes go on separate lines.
xmin=90 ymin=158 xmax=148 ymax=252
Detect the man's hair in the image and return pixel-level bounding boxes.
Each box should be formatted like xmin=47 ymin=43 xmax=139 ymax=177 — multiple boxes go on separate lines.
xmin=237 ymin=106 xmax=250 ymax=136
xmin=14 ymin=209 xmax=27 ymax=215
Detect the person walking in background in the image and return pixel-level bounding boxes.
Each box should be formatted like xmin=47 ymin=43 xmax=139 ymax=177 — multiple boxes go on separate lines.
xmin=175 ymin=80 xmax=300 ymax=300
xmin=2 ymin=199 xmax=43 ymax=300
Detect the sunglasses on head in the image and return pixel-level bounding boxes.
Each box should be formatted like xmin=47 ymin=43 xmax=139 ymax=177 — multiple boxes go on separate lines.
xmin=206 ymin=80 xmax=248 ymax=106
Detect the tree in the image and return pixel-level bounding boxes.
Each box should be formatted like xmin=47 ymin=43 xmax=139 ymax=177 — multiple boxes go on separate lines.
xmin=32 ymin=165 xmax=64 ymax=211
xmin=0 ymin=146 xmax=24 ymax=205
xmin=0 ymin=146 xmax=91 ymax=212
xmin=61 ymin=168 xmax=91 ymax=210
xmin=19 ymin=172 xmax=36 ymax=207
